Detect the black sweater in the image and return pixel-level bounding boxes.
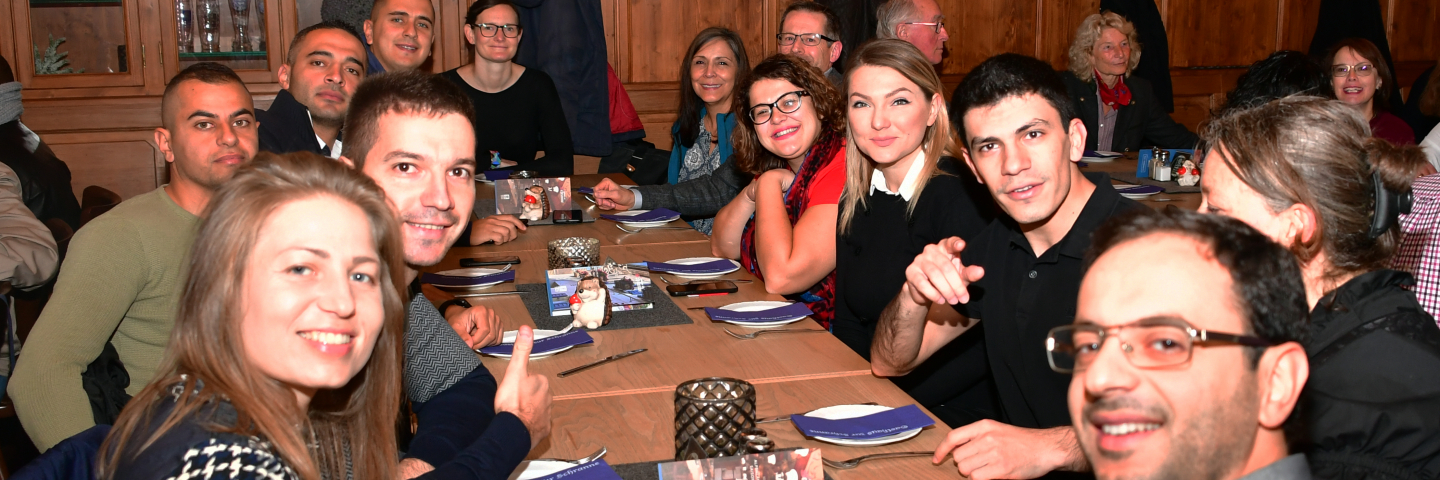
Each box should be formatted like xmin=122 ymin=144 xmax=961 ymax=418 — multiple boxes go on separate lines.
xmin=834 ymin=157 xmax=995 ymax=355
xmin=441 ymin=68 xmax=574 ymax=177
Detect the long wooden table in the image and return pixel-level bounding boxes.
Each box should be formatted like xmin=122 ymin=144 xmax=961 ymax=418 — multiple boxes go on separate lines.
xmin=1083 ymin=155 xmax=1203 ymax=211
xmin=426 ymin=174 xmax=963 ymax=479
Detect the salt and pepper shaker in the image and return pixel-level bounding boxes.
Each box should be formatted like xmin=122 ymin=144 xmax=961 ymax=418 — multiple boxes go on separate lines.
xmin=1153 ymin=150 xmax=1172 ymax=182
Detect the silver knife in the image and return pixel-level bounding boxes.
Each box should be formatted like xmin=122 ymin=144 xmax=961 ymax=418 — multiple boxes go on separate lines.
xmin=557 ymin=348 xmax=647 ymax=378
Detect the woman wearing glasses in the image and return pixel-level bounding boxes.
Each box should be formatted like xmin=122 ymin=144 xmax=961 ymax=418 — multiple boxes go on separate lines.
xmin=1059 ymin=12 xmax=1197 ymax=152
xmin=442 ymin=0 xmax=574 ymax=176
xmin=1326 ymin=38 xmax=1416 ymax=146
xmin=710 ymin=55 xmax=846 ymax=328
xmin=1197 ymin=96 xmax=1440 ymax=479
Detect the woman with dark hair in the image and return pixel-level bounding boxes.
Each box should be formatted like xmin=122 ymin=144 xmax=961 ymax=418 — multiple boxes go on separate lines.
xmin=1326 ymin=38 xmax=1416 ymax=146
xmin=710 ymin=54 xmax=846 ymax=327
xmin=834 ymin=40 xmax=996 ymax=425
xmin=666 ymin=27 xmax=749 ymax=234
xmin=1198 ymin=96 xmax=1440 ymax=479
xmin=1215 ymin=50 xmax=1328 ymax=116
xmin=442 ymin=0 xmax=574 ymax=176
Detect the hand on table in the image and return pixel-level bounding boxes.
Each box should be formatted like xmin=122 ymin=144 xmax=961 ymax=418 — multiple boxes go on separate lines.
xmin=444 ymin=303 xmax=503 ymax=349
xmin=470 ymin=214 xmax=526 ymax=246
xmin=932 ymin=421 xmax=1088 ymax=480
xmin=904 ymin=237 xmax=985 ymax=306
xmin=494 ymin=326 xmax=553 ymax=449
xmin=592 ymin=178 xmax=635 ymax=210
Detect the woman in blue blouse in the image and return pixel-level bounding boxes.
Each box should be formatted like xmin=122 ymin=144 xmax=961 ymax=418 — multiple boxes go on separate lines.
xmin=667 ymin=27 xmax=749 ymax=233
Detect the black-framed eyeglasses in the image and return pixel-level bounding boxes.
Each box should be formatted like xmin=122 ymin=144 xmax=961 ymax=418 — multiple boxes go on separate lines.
xmin=1045 ymin=318 xmax=1273 ymax=374
xmin=1331 ymin=63 xmax=1375 ymax=78
xmin=777 ymin=33 xmax=836 ymax=47
xmin=747 ymin=90 xmax=809 ymax=125
xmin=472 ymin=23 xmax=522 ymax=38
xmin=900 ymin=17 xmax=946 ymax=34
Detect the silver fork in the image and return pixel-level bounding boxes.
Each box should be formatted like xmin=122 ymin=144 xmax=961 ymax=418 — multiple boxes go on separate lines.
xmin=615 ymin=223 xmax=693 ymax=233
xmin=723 ymin=328 xmax=826 ymax=340
xmin=530 ymin=446 xmax=607 ymax=465
xmin=822 ymin=451 xmax=933 ymax=470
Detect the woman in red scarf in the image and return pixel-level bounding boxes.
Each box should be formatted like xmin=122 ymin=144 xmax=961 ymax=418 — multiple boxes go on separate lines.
xmin=710 ymin=54 xmax=847 ymax=328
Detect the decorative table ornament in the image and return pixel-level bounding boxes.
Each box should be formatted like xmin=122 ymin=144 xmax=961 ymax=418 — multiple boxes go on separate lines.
xmin=569 ymin=275 xmax=612 ymax=329
xmin=674 ymin=377 xmax=757 ymax=460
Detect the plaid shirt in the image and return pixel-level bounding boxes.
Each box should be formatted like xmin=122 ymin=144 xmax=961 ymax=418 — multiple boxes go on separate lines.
xmin=1393 ymin=175 xmax=1440 ymax=327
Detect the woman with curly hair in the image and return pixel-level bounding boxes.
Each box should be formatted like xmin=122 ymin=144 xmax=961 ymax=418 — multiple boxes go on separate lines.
xmin=1059 ymin=11 xmax=1197 ymax=152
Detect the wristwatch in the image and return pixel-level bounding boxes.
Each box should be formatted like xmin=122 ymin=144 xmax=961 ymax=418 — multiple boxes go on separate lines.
xmin=438 ymin=298 xmax=472 ymax=315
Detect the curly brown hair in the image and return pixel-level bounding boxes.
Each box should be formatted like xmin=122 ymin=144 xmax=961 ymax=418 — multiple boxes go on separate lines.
xmin=731 ymin=54 xmax=845 ymax=176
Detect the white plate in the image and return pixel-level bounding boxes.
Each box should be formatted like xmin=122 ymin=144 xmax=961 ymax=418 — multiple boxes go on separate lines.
xmin=429 ymin=267 xmax=508 ymax=291
xmin=511 ymin=460 xmax=573 ymax=480
xmin=1119 ymin=192 xmax=1160 ymax=199
xmin=1081 ymin=156 xmax=1116 ymax=163
xmin=480 ymin=327 xmax=576 ymax=359
xmin=609 ymin=209 xmax=680 ymax=227
xmin=716 ymin=300 xmax=807 ymax=328
xmin=660 ymin=257 xmax=741 ymax=279
xmin=803 ymin=404 xmax=923 ymax=446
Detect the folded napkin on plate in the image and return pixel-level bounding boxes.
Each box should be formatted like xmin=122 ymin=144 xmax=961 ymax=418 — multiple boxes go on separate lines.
xmin=577 ymin=186 xmax=593 ymax=194
xmin=530 ymin=459 xmax=622 ymax=480
xmin=790 ymin=404 xmax=935 ymax=440
xmin=420 ymin=270 xmax=515 ymax=287
xmin=478 ymin=329 xmax=594 ymax=356
xmin=703 ymin=303 xmax=813 ymax=323
xmin=1115 ymin=185 xmax=1164 ymax=195
xmin=482 ymin=170 xmax=512 ymax=181
xmin=600 ymin=208 xmax=680 ymax=223
xmin=645 ymin=259 xmax=736 ymax=275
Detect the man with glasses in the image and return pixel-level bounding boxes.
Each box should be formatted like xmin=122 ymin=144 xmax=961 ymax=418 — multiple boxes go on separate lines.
xmin=870 ymin=54 xmax=1143 ymax=479
xmin=777 ymin=2 xmax=844 ymax=86
xmin=876 ymin=0 xmax=949 ymax=65
xmin=1059 ymin=208 xmax=1312 ymax=480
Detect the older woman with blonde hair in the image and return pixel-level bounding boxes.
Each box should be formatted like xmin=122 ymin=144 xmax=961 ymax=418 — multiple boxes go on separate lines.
xmin=834 ymin=39 xmax=995 ymax=426
xmin=1060 ymin=11 xmax=1196 ymax=152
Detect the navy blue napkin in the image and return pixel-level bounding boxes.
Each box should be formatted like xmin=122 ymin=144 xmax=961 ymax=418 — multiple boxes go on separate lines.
xmin=1115 ymin=185 xmax=1164 ymax=195
xmin=420 ymin=270 xmax=515 ymax=287
xmin=601 ymin=208 xmax=680 ymax=223
xmin=577 ymin=186 xmax=594 ymax=194
xmin=478 ymin=329 xmax=594 ymax=356
xmin=483 ymin=170 xmax=512 ymax=181
xmin=646 ymin=259 xmax=736 ymax=275
xmin=530 ymin=459 xmax=622 ymax=480
xmin=790 ymin=404 xmax=935 ymax=440
xmin=1083 ymin=150 xmax=1122 ymax=158
xmin=703 ymin=303 xmax=812 ymax=323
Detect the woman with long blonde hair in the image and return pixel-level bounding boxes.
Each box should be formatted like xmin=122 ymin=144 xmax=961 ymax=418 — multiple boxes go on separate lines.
xmin=98 ymin=152 xmax=407 ymax=479
xmin=833 ymin=40 xmax=995 ymax=425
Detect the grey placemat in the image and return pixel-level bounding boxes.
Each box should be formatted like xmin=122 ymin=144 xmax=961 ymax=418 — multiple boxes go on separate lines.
xmin=517 ymin=283 xmax=693 ymax=331
xmin=610 ymin=460 xmax=834 ymax=480
xmin=1108 ymin=173 xmax=1201 ymax=194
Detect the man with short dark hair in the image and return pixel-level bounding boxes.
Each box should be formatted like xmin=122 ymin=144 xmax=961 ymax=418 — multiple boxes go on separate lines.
xmin=342 ymin=71 xmax=549 ymax=477
xmin=11 ymin=63 xmax=257 ymax=451
xmin=1064 ymin=208 xmax=1312 ymax=480
xmin=870 ymin=53 xmax=1144 ymax=479
xmin=363 ymin=0 xmax=435 ymax=73
xmin=778 ymin=1 xmax=844 ymax=86
xmin=257 ymin=21 xmax=366 ymax=157
xmin=875 ymin=0 xmax=949 ymax=65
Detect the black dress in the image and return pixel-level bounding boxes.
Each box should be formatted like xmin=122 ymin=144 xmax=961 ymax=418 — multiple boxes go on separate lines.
xmin=834 ymin=156 xmax=997 ymax=425
xmin=441 ymin=68 xmax=575 ymax=177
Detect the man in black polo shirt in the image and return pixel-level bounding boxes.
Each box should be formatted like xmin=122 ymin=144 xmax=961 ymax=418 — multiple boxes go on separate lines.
xmin=871 ymin=53 xmax=1144 ymax=479
xmin=257 ymin=21 xmax=366 ymax=157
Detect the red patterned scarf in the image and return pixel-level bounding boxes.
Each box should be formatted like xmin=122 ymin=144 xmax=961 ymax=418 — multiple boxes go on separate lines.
xmin=738 ymin=132 xmax=843 ymax=329
xmin=1095 ymin=70 xmax=1132 ymax=108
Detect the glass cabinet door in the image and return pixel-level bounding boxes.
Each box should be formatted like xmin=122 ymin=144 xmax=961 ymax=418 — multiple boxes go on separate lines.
xmin=164 ymin=0 xmax=283 ymax=85
xmin=11 ymin=0 xmax=148 ymax=88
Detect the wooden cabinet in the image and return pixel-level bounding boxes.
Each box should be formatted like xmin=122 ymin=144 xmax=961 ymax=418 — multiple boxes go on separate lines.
xmin=10 ymin=0 xmax=148 ymax=90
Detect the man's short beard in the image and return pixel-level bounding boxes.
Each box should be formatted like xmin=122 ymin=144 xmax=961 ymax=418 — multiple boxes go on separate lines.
xmin=312 ymin=111 xmax=345 ymax=130
xmin=1153 ymin=377 xmax=1260 ymax=480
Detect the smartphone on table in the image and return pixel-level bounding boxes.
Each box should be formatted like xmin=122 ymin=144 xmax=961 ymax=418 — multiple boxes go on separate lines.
xmin=460 ymin=255 xmax=522 ymax=268
xmin=666 ymin=281 xmax=739 ymax=297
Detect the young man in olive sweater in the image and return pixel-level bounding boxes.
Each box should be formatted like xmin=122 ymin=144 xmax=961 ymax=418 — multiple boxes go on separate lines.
xmin=8 ymin=63 xmax=258 ymax=451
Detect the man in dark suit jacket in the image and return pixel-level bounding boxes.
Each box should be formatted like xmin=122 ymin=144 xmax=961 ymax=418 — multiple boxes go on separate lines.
xmin=257 ymin=21 xmax=366 ymax=157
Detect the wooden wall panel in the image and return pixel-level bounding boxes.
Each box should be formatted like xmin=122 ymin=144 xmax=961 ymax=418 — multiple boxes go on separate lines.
xmin=616 ymin=0 xmax=776 ymax=84
xmin=935 ymin=0 xmax=1035 ymax=75
xmin=43 ymin=130 xmax=166 ymax=200
xmin=1036 ymin=0 xmax=1100 ymax=69
xmin=1388 ymin=0 xmax=1438 ymax=63
xmin=1166 ymin=2 xmax=1282 ymax=67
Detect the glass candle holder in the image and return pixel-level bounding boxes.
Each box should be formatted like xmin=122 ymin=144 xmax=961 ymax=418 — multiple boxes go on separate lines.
xmin=547 ymin=237 xmax=600 ymax=269
xmin=674 ymin=377 xmax=757 ymax=460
